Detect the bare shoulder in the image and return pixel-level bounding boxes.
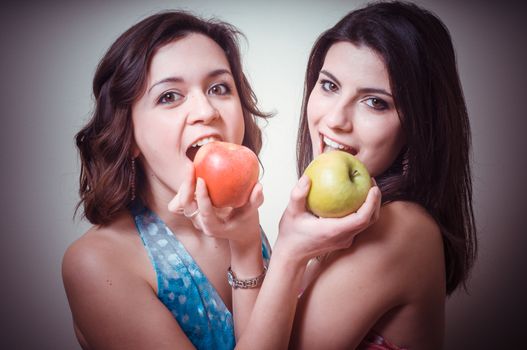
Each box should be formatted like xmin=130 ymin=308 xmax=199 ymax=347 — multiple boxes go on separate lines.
xmin=340 ymin=200 xmax=444 ymax=289
xmin=320 ymin=199 xmax=446 ymax=311
xmin=62 ymin=215 xmax=195 ymax=349
xmin=62 ymin=213 xmax=145 ymax=293
xmin=374 ymin=200 xmax=443 ymax=251
xmin=291 ymin=201 xmax=445 ymax=349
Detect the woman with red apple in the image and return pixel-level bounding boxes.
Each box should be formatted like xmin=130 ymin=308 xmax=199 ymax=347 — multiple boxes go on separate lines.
xmin=63 ymin=10 xmax=381 ymax=350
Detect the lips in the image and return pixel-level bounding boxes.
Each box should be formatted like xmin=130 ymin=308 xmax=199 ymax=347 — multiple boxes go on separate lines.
xmin=186 ymin=135 xmax=221 ymax=161
xmin=320 ymin=134 xmax=357 ymax=155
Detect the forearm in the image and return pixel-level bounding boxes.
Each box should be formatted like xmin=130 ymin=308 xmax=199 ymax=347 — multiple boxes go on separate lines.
xmin=235 ymin=247 xmax=307 ymax=350
xmin=229 ymin=234 xmax=265 ymax=339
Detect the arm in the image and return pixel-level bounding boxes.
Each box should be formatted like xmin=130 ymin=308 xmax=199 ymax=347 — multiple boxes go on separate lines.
xmin=62 ymin=230 xmax=197 ymax=350
xmin=169 ymin=173 xmax=265 ymax=340
xmin=290 ymin=202 xmax=446 ymax=349
xmin=170 ymin=174 xmax=381 ymax=349
xmin=235 ymin=175 xmax=382 ymax=349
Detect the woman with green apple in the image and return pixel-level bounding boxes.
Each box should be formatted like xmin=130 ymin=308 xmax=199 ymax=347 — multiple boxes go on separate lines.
xmin=275 ymin=1 xmax=477 ymax=348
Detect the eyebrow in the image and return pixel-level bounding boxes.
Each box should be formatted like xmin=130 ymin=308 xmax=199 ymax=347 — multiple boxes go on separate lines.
xmin=319 ymin=69 xmax=393 ymax=98
xmin=320 ymin=70 xmax=341 ymax=87
xmin=148 ymin=69 xmax=233 ymax=94
xmin=357 ymin=87 xmax=393 ymax=98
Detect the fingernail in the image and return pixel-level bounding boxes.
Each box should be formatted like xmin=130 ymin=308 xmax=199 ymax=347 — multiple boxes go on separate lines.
xmin=299 ymin=175 xmax=310 ymax=188
xmin=168 ymin=194 xmax=180 ymax=212
xmin=196 ymin=178 xmax=207 ymax=194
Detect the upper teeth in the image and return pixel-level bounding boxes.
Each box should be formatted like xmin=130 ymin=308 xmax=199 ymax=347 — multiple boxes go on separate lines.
xmin=191 ymin=136 xmax=218 ymax=148
xmin=323 ymin=136 xmax=348 ymax=150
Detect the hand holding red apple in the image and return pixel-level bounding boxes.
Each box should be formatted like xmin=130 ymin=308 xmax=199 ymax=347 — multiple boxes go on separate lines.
xmin=168 ymin=140 xmax=263 ymax=244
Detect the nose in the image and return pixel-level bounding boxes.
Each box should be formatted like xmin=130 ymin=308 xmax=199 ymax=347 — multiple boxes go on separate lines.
xmin=186 ymin=91 xmax=219 ymax=125
xmin=323 ymin=100 xmax=353 ymax=132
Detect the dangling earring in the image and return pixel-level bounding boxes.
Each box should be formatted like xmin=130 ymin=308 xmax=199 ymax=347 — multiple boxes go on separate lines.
xmin=402 ymin=150 xmax=409 ymax=176
xmin=130 ymin=158 xmax=136 ymax=201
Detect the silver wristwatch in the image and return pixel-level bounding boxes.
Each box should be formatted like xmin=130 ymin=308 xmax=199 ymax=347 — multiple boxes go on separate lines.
xmin=227 ymin=266 xmax=267 ymax=289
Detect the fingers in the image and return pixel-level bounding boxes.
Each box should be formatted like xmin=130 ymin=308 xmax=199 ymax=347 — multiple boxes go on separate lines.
xmin=369 ymin=185 xmax=382 ymax=224
xmin=319 ymin=186 xmax=381 ymax=249
xmin=228 ymin=182 xmax=263 ymax=221
xmin=249 ymin=182 xmax=264 ymax=209
xmin=356 ymin=185 xmax=381 ymax=219
xmin=195 ymin=177 xmax=215 ymax=219
xmin=168 ymin=193 xmax=183 ymax=213
xmin=181 ymin=173 xmax=196 ymax=208
xmin=167 ymin=168 xmax=197 ymax=216
xmin=321 ymin=185 xmax=381 ymax=249
xmin=287 ymin=175 xmax=311 ymax=215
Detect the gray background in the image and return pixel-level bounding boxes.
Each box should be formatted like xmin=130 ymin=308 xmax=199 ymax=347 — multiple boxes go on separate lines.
xmin=1 ymin=0 xmax=525 ymax=348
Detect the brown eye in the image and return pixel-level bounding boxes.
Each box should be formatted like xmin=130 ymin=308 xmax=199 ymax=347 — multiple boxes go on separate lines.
xmin=320 ymin=80 xmax=338 ymax=92
xmin=208 ymin=83 xmax=230 ymax=95
xmin=158 ymin=91 xmax=182 ymax=104
xmin=365 ymin=97 xmax=389 ymax=110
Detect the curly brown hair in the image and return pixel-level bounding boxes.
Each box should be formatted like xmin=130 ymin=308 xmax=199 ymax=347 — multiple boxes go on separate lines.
xmin=75 ymin=11 xmax=269 ymax=226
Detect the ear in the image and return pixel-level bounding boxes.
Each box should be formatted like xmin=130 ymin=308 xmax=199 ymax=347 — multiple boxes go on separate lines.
xmin=131 ymin=141 xmax=141 ymax=158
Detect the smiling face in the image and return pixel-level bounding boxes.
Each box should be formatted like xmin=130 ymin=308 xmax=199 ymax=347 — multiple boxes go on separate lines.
xmin=131 ymin=33 xmax=244 ymax=201
xmin=307 ymin=41 xmax=405 ymax=177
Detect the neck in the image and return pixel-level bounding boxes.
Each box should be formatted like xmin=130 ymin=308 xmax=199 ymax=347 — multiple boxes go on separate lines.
xmin=143 ymin=188 xmax=201 ymax=237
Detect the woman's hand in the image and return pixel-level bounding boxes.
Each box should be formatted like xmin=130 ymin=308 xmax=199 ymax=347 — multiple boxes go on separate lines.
xmin=274 ymin=175 xmax=381 ymax=265
xmin=168 ymin=167 xmax=264 ymax=246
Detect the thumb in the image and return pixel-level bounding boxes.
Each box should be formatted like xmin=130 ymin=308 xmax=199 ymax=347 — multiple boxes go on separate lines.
xmin=287 ymin=175 xmax=311 ymax=215
xmin=249 ymin=182 xmax=264 ymax=209
xmin=168 ymin=193 xmax=182 ymax=213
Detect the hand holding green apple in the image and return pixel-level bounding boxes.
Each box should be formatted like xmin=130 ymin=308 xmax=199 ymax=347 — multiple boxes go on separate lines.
xmin=304 ymin=150 xmax=372 ymax=218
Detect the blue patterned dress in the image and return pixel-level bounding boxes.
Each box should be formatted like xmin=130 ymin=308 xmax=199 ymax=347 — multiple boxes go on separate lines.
xmin=132 ymin=205 xmax=271 ymax=350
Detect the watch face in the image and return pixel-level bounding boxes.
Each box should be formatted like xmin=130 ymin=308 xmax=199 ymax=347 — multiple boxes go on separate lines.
xmin=227 ymin=269 xmax=235 ymax=286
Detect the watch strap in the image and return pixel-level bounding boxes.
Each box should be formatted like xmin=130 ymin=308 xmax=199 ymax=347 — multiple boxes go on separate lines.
xmin=227 ymin=265 xmax=267 ymax=289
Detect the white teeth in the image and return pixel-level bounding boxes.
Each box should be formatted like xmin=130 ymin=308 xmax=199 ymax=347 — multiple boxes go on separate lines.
xmin=323 ymin=136 xmax=347 ymax=150
xmin=191 ymin=136 xmax=218 ymax=148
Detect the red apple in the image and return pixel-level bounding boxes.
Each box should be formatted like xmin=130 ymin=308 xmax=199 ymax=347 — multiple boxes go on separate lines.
xmin=194 ymin=141 xmax=259 ymax=208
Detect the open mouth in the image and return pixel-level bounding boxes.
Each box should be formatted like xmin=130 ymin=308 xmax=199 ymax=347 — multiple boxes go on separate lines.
xmin=186 ymin=136 xmax=220 ymax=161
xmin=321 ymin=134 xmax=357 ymax=155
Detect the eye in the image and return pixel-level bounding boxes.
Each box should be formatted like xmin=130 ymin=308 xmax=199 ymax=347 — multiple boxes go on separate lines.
xmin=365 ymin=97 xmax=389 ymax=110
xmin=158 ymin=91 xmax=183 ymax=105
xmin=320 ymin=79 xmax=339 ymax=93
xmin=208 ymin=83 xmax=231 ymax=96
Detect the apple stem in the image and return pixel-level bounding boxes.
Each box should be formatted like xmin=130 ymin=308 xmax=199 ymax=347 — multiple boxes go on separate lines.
xmin=351 ymin=169 xmax=358 ymax=178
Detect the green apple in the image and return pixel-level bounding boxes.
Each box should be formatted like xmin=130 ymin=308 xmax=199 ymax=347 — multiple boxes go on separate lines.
xmin=304 ymin=150 xmax=372 ymax=218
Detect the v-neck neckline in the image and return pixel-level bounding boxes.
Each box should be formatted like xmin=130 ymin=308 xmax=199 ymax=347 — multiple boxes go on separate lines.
xmin=164 ymin=221 xmax=232 ymax=315
xmin=139 ymin=205 xmax=232 ymax=316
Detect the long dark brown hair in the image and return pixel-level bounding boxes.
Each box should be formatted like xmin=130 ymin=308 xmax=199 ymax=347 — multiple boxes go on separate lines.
xmin=297 ymin=1 xmax=476 ymax=295
xmin=76 ymin=11 xmax=269 ymax=226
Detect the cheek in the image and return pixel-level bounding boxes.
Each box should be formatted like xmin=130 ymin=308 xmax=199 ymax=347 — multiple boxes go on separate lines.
xmin=231 ymin=105 xmax=245 ymax=144
xmin=306 ymin=94 xmax=323 ymax=134
xmin=306 ymin=116 xmax=319 ymax=154
xmin=216 ymin=98 xmax=245 ymax=144
xmin=306 ymin=90 xmax=324 ymax=123
xmin=366 ymin=126 xmax=404 ymax=176
xmin=135 ymin=121 xmax=172 ymax=155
